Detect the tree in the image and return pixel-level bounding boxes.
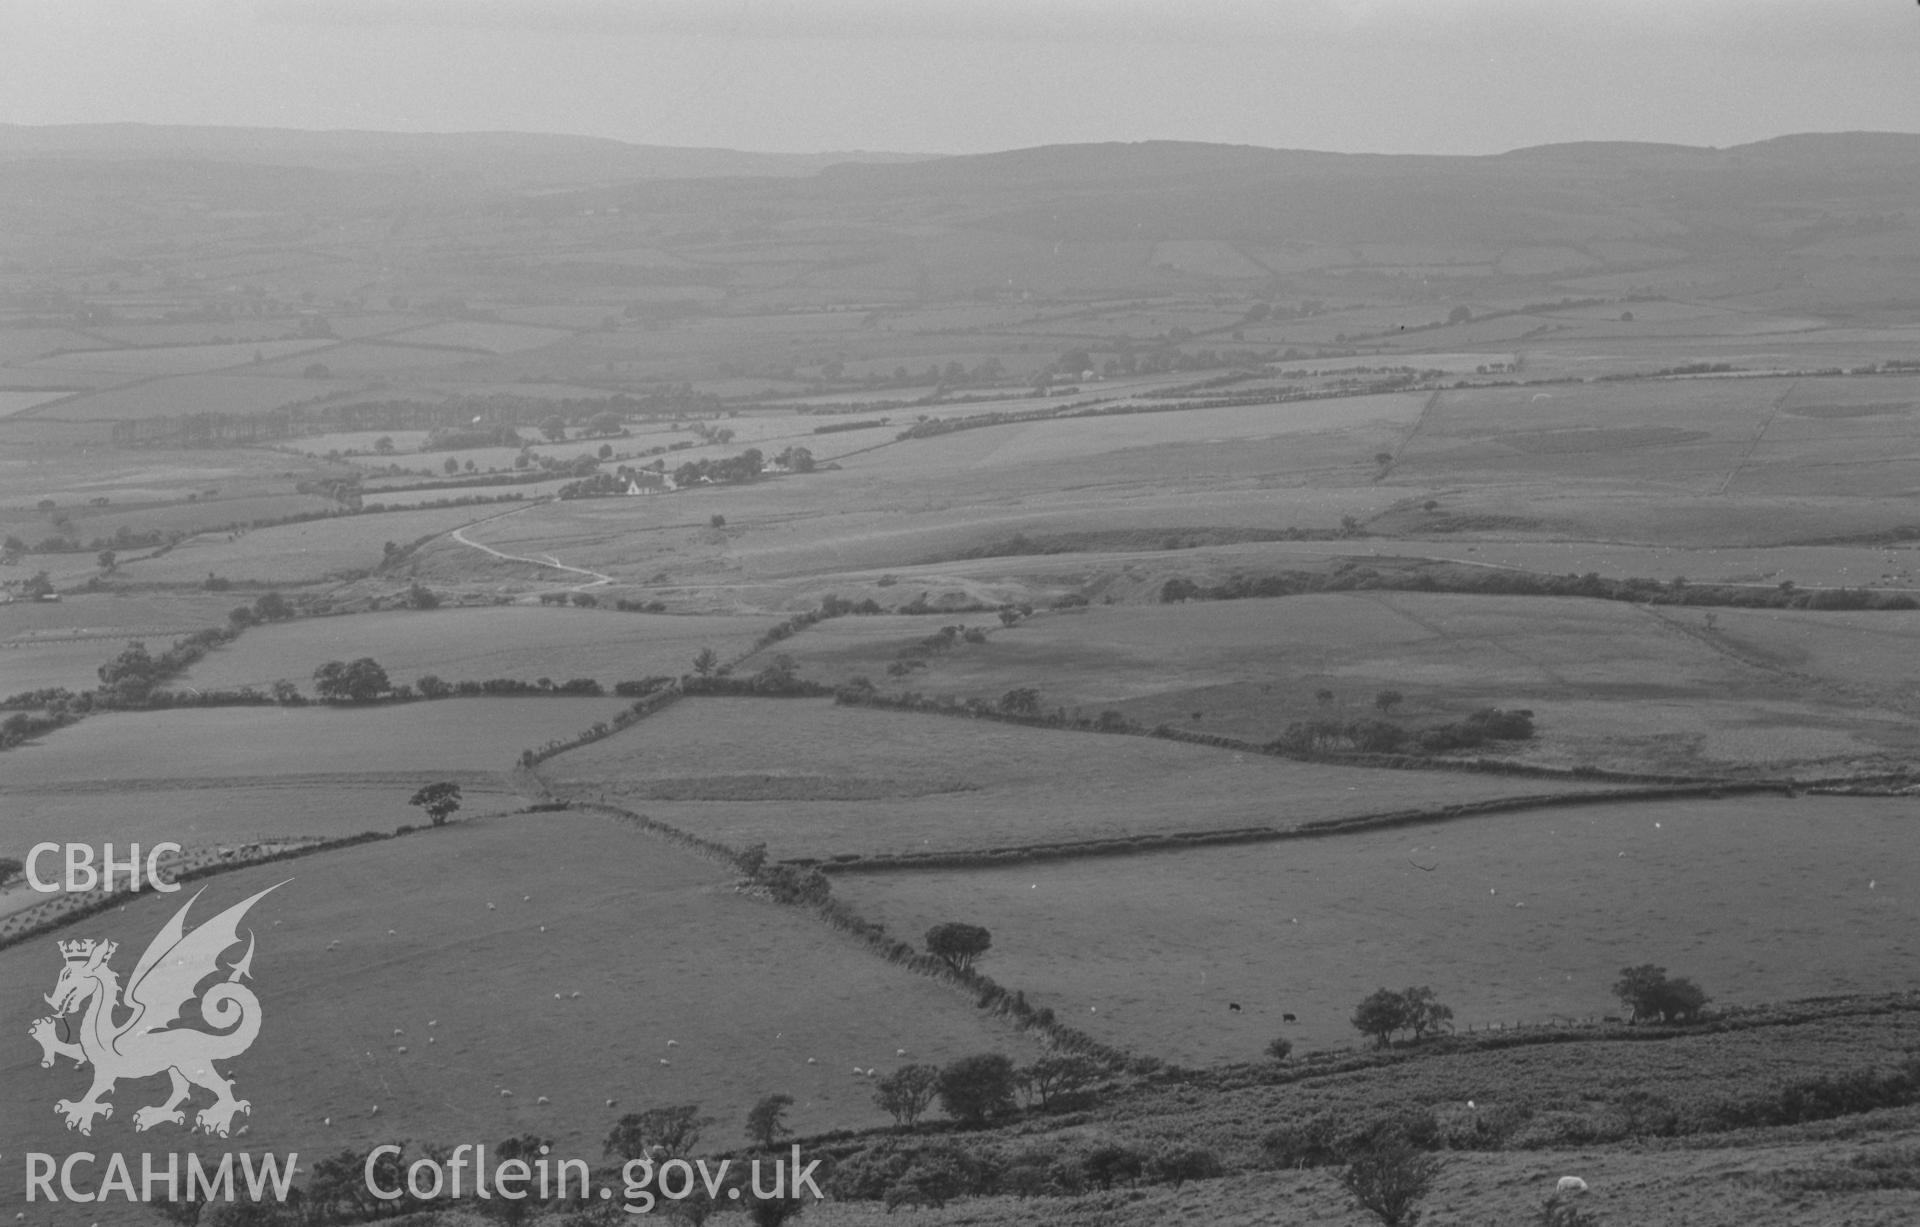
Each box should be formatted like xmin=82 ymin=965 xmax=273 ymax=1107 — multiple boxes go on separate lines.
xmin=253 ymin=591 xmax=293 ymax=621
xmin=313 ymin=657 xmax=391 ymax=703
xmin=1447 ymin=305 xmax=1473 ymax=325
xmin=1400 ymin=986 xmax=1453 ymax=1039
xmin=692 ymin=647 xmax=719 ymax=677
xmin=443 ymin=456 xmax=460 ymax=474
xmin=228 ymin=605 xmax=257 ymax=629
xmin=925 ymin=922 xmax=991 ymax=973
xmin=597 ymin=442 xmax=614 ymax=459
xmin=23 ymin=570 xmax=53 ymax=598
xmin=744 ymin=1093 xmax=794 ymax=1149
xmin=539 ymin=414 xmax=568 ymax=442
xmin=604 ymin=1105 xmax=710 ymax=1161
xmin=408 ymin=781 xmax=462 ymax=826
xmin=1015 ymin=1055 xmax=1098 ymax=1110
xmin=1613 ymin=964 xmax=1710 ymax=1024
xmin=405 ymin=582 xmax=440 ymax=610
xmin=97 ymin=549 xmax=116 ymax=571
xmin=936 ymin=1053 xmax=1017 ymax=1126
xmin=0 ymin=856 xmax=22 ymax=886
xmin=373 ymin=436 xmax=395 ymax=455
xmin=588 ymin=411 xmax=624 ymax=436
xmin=1374 ymin=689 xmax=1405 ymax=715
xmin=1265 ymin=1036 xmax=1294 ymax=1062
xmin=1341 ymin=1134 xmax=1444 ymax=1227
xmin=998 ymin=687 xmax=1040 ymax=715
xmin=710 ymin=513 xmax=727 ymax=528
xmin=1316 ymin=688 xmax=1335 ymax=706
xmin=1352 ymin=987 xmax=1412 ymax=1049
xmin=875 ymin=1064 xmax=941 ymax=1128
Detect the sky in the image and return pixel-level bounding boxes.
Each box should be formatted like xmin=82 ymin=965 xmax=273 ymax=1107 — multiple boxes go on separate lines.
xmin=0 ymin=0 xmax=1915 ymax=156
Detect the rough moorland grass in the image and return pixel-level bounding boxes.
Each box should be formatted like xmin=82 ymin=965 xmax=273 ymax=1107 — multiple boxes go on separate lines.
xmin=828 ymin=794 xmax=1920 ymax=1065
xmin=541 ymin=698 xmax=1621 ymax=861
xmin=0 ymin=810 xmax=1041 ymax=1208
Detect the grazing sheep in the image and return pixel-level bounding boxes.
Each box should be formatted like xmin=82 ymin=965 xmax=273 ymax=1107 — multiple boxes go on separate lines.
xmin=500 ymin=1089 xmax=513 ymax=1097
xmin=659 ymin=1059 xmax=671 ymax=1066
xmin=666 ymin=1039 xmax=678 ymax=1047
xmin=393 ymin=1028 xmax=405 ymax=1036
xmin=397 ymin=1046 xmax=408 ymax=1053
xmin=806 ymin=1057 xmax=817 ymax=1065
xmin=536 ymin=1096 xmax=551 ymax=1105
xmin=1555 ymin=1176 xmax=1589 ymax=1194
xmin=896 ymin=1048 xmax=908 ymax=1056
xmin=606 ymin=1098 xmax=617 ymax=1108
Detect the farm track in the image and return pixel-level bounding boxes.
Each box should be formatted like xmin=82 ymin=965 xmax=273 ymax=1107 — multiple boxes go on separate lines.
xmin=448 ymin=509 xmax=616 ymax=592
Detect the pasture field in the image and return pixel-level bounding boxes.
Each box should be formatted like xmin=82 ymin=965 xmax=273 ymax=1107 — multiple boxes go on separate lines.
xmin=0 ymin=590 xmax=241 ymax=638
xmin=32 ymin=373 xmax=356 ymax=421
xmin=0 ymin=698 xmax=625 ymax=796
xmin=253 ymin=342 xmax=482 ymax=376
xmin=0 ymin=637 xmax=122 ymax=695
xmin=91 ymin=320 xmax=306 ymax=345
xmin=0 ymin=810 xmax=1040 ymax=1202
xmin=184 ymin=606 xmax=771 ymax=691
xmin=0 ymin=326 xmax=103 ymax=363
xmin=1709 ymin=607 xmax=1920 ymax=695
xmin=390 ymin=320 xmax=576 ymax=353
xmin=0 ymin=778 xmax=527 ymax=856
xmin=541 ymin=697 xmax=1620 ymax=860
xmin=829 ymin=794 xmax=1920 ymax=1064
xmin=108 ymin=503 xmax=515 ymax=585
xmin=20 ymin=338 xmax=335 ymax=377
xmin=773 ymin=593 xmax=1917 ymax=773
xmin=0 ymin=389 xmax=70 ymax=418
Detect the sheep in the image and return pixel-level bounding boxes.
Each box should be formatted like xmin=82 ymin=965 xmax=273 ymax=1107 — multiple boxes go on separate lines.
xmin=499 ymin=1089 xmax=514 ymax=1097
xmin=806 ymin=1057 xmax=817 ymax=1065
xmin=1555 ymin=1176 xmax=1588 ymax=1195
xmin=896 ymin=1048 xmax=908 ymax=1056
xmin=606 ymin=1098 xmax=618 ymax=1108
xmin=536 ymin=1096 xmax=551 ymax=1105
xmin=666 ymin=1039 xmax=678 ymax=1047
xmin=393 ymin=1028 xmax=405 ymax=1036
xmin=659 ymin=1058 xmax=671 ymax=1066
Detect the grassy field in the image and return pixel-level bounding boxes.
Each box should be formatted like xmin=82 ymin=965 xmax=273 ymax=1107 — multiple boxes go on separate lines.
xmin=0 ymin=778 xmax=529 ymax=853
xmin=828 ymin=794 xmax=1920 ymax=1064
xmin=107 ymin=504 xmax=515 ymax=585
xmin=2 ymin=698 xmax=625 ymax=792
xmin=32 ymin=373 xmax=356 ymax=421
xmin=21 ymin=338 xmax=335 ymax=377
xmin=184 ymin=606 xmax=770 ymax=691
xmin=772 ymin=594 xmax=1918 ymax=775
xmin=0 ymin=810 xmax=1041 ymax=1206
xmin=542 ymin=697 xmax=1620 ymax=860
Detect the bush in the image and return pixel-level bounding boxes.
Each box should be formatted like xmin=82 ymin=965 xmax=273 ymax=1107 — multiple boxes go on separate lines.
xmin=1265 ymin=1036 xmax=1294 ymax=1062
xmin=1340 ymin=1134 xmax=1444 ymax=1227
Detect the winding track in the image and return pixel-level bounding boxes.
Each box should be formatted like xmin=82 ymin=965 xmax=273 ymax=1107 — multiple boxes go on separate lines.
xmin=448 ymin=514 xmax=614 ymax=593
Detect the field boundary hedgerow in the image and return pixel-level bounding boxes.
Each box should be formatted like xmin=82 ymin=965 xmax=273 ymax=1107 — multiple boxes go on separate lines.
xmin=793 ymin=781 xmax=1789 ymax=873
xmin=559 ymin=798 xmax=1132 ymax=1068
xmin=829 ymin=686 xmax=1731 ymax=786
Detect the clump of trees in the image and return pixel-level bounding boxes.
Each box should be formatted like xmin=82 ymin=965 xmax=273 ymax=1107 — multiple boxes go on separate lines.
xmin=1351 ymin=986 xmax=1454 ymax=1048
xmin=313 ymin=658 xmax=392 ymax=703
xmin=1613 ymin=964 xmax=1710 ymax=1024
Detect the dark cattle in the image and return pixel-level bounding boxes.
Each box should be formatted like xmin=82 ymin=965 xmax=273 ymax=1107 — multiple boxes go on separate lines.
xmin=1228 ymin=1002 xmax=1241 ymax=1012
xmin=1282 ymin=1013 xmax=1297 ymax=1023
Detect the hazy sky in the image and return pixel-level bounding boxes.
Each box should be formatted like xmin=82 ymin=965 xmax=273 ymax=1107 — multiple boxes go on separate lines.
xmin=1 ymin=0 xmax=1915 ymax=155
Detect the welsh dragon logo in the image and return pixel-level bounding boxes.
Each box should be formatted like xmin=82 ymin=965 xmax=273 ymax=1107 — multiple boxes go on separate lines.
xmin=29 ymin=882 xmax=286 ymax=1137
